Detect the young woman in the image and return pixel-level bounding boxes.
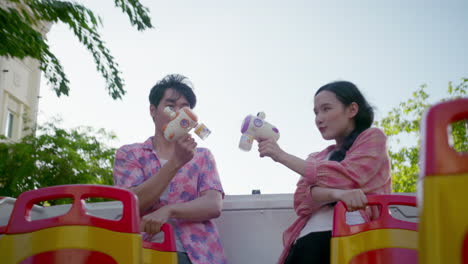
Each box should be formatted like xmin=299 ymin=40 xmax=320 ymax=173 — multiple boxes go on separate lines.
xmin=258 ymin=81 xmax=392 ymax=263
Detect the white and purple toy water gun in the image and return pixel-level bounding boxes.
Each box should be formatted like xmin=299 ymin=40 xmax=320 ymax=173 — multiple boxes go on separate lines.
xmin=239 ymin=112 xmax=280 ymax=151
xmin=163 ymin=107 xmax=211 ymax=141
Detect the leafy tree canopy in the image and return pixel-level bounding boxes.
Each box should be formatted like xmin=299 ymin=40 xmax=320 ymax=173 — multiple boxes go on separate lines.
xmin=0 ymin=119 xmax=117 ymax=203
xmin=375 ymin=78 xmax=467 ymax=192
xmin=0 ymin=0 xmax=152 ymax=99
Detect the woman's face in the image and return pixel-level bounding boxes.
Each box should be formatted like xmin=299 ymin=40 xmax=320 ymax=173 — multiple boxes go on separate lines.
xmin=314 ymin=90 xmax=358 ymax=144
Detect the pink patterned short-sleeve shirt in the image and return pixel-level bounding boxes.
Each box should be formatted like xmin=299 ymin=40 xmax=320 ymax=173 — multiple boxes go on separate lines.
xmin=113 ymin=137 xmax=227 ymax=264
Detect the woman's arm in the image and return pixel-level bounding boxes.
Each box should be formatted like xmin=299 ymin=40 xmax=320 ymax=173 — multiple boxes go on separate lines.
xmin=310 ymin=187 xmax=367 ymax=211
xmin=303 ymin=128 xmax=390 ymax=190
xmin=257 ymin=138 xmax=308 ymax=175
xmin=295 ymin=129 xmax=389 ymax=215
xmin=258 ymin=128 xmax=388 ymax=190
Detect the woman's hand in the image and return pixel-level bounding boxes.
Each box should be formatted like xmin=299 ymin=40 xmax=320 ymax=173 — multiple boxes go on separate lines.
xmin=333 ymin=189 xmax=368 ymax=211
xmin=258 ymin=138 xmax=286 ymax=162
xmin=140 ymin=205 xmax=173 ymax=235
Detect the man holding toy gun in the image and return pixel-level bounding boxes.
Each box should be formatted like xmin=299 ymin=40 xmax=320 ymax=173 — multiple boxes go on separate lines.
xmin=113 ymin=74 xmax=227 ymax=264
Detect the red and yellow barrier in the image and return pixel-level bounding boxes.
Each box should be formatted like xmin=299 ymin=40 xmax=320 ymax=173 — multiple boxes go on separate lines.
xmin=142 ymin=224 xmax=178 ymax=264
xmin=419 ymin=98 xmax=468 ymax=264
xmin=331 ymin=195 xmax=418 ymax=264
xmin=0 ymin=185 xmax=142 ymax=264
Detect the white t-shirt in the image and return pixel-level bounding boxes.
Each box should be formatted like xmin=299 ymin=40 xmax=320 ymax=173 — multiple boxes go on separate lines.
xmin=149 ymin=158 xmax=186 ymax=252
xmin=298 ymin=207 xmax=365 ymax=238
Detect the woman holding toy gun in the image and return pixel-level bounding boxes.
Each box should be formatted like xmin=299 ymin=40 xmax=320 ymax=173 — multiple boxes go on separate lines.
xmin=257 ymin=81 xmax=391 ymax=264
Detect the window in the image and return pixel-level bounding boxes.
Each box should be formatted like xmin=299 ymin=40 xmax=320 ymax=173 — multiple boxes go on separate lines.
xmin=5 ymin=111 xmax=14 ymax=138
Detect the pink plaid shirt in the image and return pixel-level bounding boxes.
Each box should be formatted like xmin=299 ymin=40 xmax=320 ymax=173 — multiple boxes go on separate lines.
xmin=278 ymin=127 xmax=392 ymax=263
xmin=113 ymin=137 xmax=227 ymax=264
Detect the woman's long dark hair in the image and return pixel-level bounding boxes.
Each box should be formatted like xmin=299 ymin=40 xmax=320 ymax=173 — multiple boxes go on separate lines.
xmin=315 ymin=81 xmax=374 ymax=162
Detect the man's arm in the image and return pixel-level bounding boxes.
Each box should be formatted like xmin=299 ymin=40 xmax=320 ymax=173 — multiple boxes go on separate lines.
xmin=130 ymin=159 xmax=182 ymax=212
xmin=168 ymin=190 xmax=222 ymax=220
xmin=114 ymin=149 xmax=179 ymax=212
xmin=140 ymin=190 xmax=223 ymax=235
xmin=134 ymin=134 xmax=196 ymax=212
xmin=114 ymin=134 xmax=197 ymax=213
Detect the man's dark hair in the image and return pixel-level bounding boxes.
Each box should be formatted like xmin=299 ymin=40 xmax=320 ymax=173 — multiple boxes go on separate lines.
xmin=149 ymin=74 xmax=197 ymax=108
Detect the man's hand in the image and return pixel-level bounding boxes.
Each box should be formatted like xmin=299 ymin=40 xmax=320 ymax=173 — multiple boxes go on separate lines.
xmin=140 ymin=205 xmax=173 ymax=235
xmin=258 ymin=138 xmax=286 ymax=162
xmin=333 ymin=189 xmax=368 ymax=211
xmin=171 ymin=134 xmax=197 ymax=168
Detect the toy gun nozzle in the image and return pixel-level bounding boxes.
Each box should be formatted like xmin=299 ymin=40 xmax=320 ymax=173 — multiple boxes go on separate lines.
xmin=194 ymin=123 xmax=211 ymax=140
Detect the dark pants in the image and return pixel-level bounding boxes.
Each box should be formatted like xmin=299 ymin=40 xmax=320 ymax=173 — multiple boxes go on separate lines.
xmin=284 ymin=231 xmax=332 ymax=264
xmin=177 ymin=252 xmax=192 ymax=264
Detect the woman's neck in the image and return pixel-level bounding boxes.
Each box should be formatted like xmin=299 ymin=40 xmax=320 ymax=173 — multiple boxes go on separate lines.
xmin=334 ymin=140 xmax=343 ymax=149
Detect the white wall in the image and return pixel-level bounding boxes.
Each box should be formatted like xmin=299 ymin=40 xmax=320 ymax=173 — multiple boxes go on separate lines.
xmin=214 ymin=194 xmax=296 ymax=264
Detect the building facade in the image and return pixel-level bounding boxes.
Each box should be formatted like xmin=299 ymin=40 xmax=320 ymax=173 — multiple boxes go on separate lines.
xmin=0 ymin=57 xmax=42 ymax=141
xmin=0 ymin=2 xmax=51 ymax=141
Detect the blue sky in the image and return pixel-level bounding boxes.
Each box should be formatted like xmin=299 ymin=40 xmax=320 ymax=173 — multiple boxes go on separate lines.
xmin=39 ymin=0 xmax=468 ymax=194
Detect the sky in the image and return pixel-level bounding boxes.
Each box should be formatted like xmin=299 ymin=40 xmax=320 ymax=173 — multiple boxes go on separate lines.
xmin=38 ymin=0 xmax=468 ymax=195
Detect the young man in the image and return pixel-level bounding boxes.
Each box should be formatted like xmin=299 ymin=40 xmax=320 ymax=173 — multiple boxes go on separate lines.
xmin=113 ymin=74 xmax=226 ymax=264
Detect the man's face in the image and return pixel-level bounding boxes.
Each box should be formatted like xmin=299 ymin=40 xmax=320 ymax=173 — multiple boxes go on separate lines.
xmin=150 ymin=88 xmax=191 ymax=132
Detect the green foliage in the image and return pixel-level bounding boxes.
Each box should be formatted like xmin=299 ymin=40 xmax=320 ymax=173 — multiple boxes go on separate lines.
xmin=375 ymin=78 xmax=468 ymax=193
xmin=0 ymin=119 xmax=117 ymax=203
xmin=0 ymin=0 xmax=152 ymax=99
xmin=444 ymin=79 xmax=468 ymax=153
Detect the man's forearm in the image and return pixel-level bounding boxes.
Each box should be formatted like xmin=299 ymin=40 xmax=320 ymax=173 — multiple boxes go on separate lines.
xmin=167 ymin=191 xmax=222 ymax=221
xmin=132 ymin=159 xmax=181 ymax=212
